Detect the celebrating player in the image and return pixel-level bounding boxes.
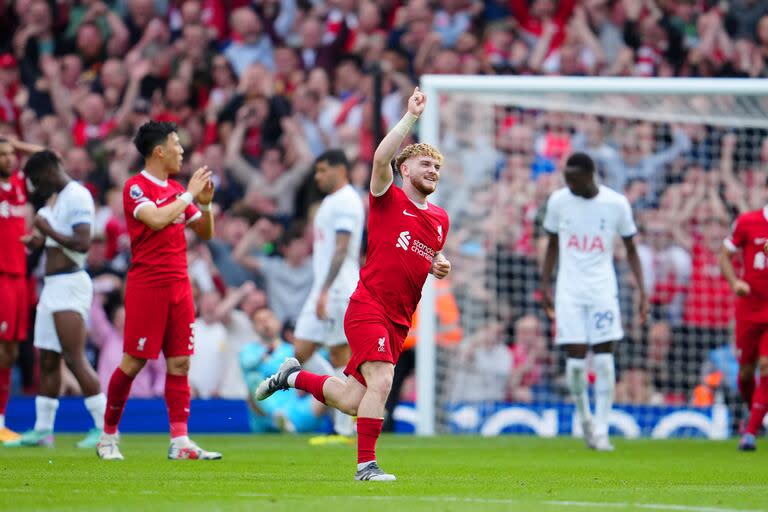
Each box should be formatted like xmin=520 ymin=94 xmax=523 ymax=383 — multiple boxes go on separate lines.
xmin=256 ymin=87 xmax=451 ymax=481
xmin=5 ymin=150 xmax=106 ymax=449
xmin=293 ymin=149 xmax=364 ymax=443
xmin=541 ymin=153 xmax=647 ymax=452
xmin=720 ymin=208 xmax=768 ymax=451
xmin=0 ymin=137 xmax=45 ymax=442
xmin=97 ymin=121 xmax=219 ymax=460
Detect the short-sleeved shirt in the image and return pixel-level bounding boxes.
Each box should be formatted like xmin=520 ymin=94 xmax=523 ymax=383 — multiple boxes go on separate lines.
xmin=40 ymin=180 xmax=95 ymax=269
xmin=310 ymin=184 xmax=364 ymax=297
xmin=0 ymin=171 xmax=27 ymax=276
xmin=724 ymin=207 xmax=768 ymax=322
xmin=352 ymin=183 xmax=450 ymax=328
xmin=543 ymin=185 xmax=637 ymax=304
xmin=123 ymin=170 xmax=200 ymax=287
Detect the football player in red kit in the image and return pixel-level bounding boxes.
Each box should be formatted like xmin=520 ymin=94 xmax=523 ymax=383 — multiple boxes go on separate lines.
xmin=0 ymin=136 xmax=44 ymax=442
xmin=97 ymin=121 xmax=220 ymax=460
xmin=256 ymin=88 xmax=451 ymax=481
xmin=721 ymin=206 xmax=768 ymax=450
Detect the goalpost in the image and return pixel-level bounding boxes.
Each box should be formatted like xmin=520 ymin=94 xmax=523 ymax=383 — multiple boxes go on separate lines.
xmin=414 ymin=75 xmax=768 ymax=437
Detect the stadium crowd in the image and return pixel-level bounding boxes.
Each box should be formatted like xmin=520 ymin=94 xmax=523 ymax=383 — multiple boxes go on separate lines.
xmin=3 ymin=0 xmax=768 ymax=429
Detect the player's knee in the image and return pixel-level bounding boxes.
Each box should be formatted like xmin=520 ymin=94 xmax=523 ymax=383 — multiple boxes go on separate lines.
xmin=167 ymin=356 xmax=190 ymax=375
xmin=367 ymin=369 xmax=394 ymax=398
xmin=39 ymin=353 xmax=59 ymax=374
xmin=120 ymin=353 xmax=147 ymax=377
xmin=0 ymin=344 xmax=17 ymax=367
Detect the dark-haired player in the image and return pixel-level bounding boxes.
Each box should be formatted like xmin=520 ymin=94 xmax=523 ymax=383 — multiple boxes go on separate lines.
xmin=5 ymin=150 xmax=106 ymax=449
xmin=541 ymin=152 xmax=647 ymax=452
xmin=720 ymin=206 xmax=768 ymax=451
xmin=293 ymin=149 xmax=364 ymax=444
xmin=97 ymin=121 xmax=219 ymax=460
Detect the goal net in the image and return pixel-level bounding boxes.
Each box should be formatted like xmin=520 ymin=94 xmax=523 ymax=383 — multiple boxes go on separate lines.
xmin=409 ymin=76 xmax=768 ymax=439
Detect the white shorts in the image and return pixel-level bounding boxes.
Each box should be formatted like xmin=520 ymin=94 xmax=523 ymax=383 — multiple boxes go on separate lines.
xmin=554 ymin=297 xmax=623 ymax=345
xmin=294 ymin=291 xmax=350 ymax=347
xmin=34 ymin=271 xmax=93 ymax=353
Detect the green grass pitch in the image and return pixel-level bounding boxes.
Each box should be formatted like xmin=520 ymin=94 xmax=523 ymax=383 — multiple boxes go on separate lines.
xmin=0 ymin=435 xmax=766 ymax=512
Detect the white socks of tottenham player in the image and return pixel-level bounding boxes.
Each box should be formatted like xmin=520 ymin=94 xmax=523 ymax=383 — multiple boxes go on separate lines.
xmin=34 ymin=396 xmax=59 ymax=432
xmin=566 ymin=359 xmax=592 ymax=427
xmin=333 ymin=367 xmax=355 ymax=436
xmin=85 ymin=393 xmax=107 ymax=430
xmin=592 ymin=353 xmax=615 ymax=438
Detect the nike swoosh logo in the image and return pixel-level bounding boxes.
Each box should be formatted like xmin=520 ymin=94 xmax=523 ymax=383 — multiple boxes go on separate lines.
xmin=403 ymin=210 xmax=417 ymax=217
xmin=157 ymin=197 xmax=169 ymax=205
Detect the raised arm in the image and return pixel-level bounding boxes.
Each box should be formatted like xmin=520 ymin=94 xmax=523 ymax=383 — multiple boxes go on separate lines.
xmin=370 ymin=87 xmax=426 ymax=196
xmin=233 ymin=222 xmax=267 ymax=273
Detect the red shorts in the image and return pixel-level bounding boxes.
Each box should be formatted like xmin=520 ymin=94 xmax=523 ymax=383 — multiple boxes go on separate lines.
xmin=735 ymin=317 xmax=768 ymax=366
xmin=124 ymin=280 xmax=195 ymax=360
xmin=0 ymin=273 xmax=28 ymax=342
xmin=343 ymin=299 xmax=409 ymax=386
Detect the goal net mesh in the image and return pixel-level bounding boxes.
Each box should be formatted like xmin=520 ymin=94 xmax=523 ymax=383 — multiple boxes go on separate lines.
xmin=420 ymin=84 xmax=768 ymax=438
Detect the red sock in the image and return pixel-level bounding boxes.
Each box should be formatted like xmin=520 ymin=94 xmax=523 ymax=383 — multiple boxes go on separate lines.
xmin=739 ymin=375 xmax=756 ymax=408
xmin=357 ymin=417 xmax=383 ymax=464
xmin=165 ymin=374 xmax=190 ymax=439
xmin=295 ymin=371 xmax=330 ymax=404
xmin=104 ymin=368 xmax=135 ymax=435
xmin=0 ymin=367 xmax=10 ymax=416
xmin=747 ymin=375 xmax=768 ymax=435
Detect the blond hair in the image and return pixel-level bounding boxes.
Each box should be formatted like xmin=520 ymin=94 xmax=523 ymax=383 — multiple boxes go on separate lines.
xmin=394 ymin=143 xmax=444 ymax=175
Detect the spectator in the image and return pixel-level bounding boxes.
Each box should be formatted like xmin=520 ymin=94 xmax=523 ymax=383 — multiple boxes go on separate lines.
xmin=240 ymin=307 xmax=325 ymax=432
xmin=508 ymin=315 xmax=550 ymax=403
xmin=190 ymin=292 xmax=228 ymax=398
xmin=226 ymin=113 xmax=314 ymax=218
xmin=233 ymin=223 xmax=313 ymax=324
xmin=225 ymin=7 xmax=275 ymax=76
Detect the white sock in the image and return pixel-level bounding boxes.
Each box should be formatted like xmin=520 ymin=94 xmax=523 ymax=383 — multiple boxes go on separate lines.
xmin=332 ymin=367 xmax=355 ymax=436
xmin=287 ymin=372 xmax=299 ymax=388
xmin=304 ymin=352 xmax=334 ymax=376
xmin=357 ymin=460 xmax=375 ymax=471
xmin=0 ymin=413 xmax=5 ymax=430
xmin=592 ymin=353 xmax=615 ymax=438
xmin=566 ymin=358 xmax=592 ymax=426
xmin=171 ymin=435 xmax=190 ymax=445
xmin=84 ymin=393 xmax=107 ymax=430
xmin=34 ymin=396 xmax=60 ymax=432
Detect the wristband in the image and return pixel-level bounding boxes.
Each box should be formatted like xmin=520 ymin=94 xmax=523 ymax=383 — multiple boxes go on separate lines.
xmin=198 ymin=202 xmax=211 ymax=212
xmin=179 ymin=192 xmax=194 ymax=205
xmin=394 ymin=112 xmax=418 ymax=137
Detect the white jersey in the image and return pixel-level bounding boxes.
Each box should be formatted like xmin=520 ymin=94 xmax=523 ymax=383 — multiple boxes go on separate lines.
xmin=543 ymin=185 xmax=637 ymax=304
xmin=310 ymin=184 xmax=365 ymax=297
xmin=40 ymin=181 xmax=95 ymax=269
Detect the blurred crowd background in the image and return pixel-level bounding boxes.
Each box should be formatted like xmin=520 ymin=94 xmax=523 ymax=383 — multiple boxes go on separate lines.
xmin=3 ymin=0 xmax=768 ymax=431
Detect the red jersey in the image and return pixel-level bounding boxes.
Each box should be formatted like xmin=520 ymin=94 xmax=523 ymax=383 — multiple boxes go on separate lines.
xmin=683 ymin=239 xmax=733 ymax=328
xmin=725 ymin=208 xmax=768 ymax=321
xmin=351 ymin=184 xmax=450 ymax=328
xmin=0 ymin=171 xmax=27 ymax=276
xmin=123 ymin=171 xmax=200 ymax=287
